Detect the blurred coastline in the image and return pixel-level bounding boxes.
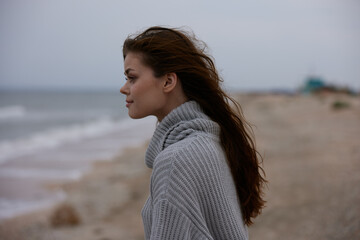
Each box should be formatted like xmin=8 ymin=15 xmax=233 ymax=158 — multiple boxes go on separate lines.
xmin=0 ymin=90 xmax=156 ymax=219
xmin=0 ymin=90 xmax=359 ymax=239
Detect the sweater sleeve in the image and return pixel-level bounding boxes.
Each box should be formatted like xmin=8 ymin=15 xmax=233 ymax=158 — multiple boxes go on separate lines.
xmin=150 ymin=199 xmax=210 ymax=240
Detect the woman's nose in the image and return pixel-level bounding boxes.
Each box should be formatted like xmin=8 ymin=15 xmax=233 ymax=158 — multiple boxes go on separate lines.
xmin=120 ymin=83 xmax=128 ymax=95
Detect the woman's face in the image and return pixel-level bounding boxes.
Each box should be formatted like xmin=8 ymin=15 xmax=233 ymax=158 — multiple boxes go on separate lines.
xmin=120 ymin=52 xmax=168 ymax=120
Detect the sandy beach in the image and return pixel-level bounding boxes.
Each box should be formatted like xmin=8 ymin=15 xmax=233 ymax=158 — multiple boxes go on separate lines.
xmin=0 ymin=93 xmax=359 ymax=240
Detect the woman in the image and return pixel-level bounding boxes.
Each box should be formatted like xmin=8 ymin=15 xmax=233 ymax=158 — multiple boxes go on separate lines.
xmin=120 ymin=26 xmax=266 ymax=239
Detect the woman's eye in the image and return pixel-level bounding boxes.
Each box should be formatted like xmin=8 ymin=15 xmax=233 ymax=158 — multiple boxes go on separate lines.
xmin=126 ymin=76 xmax=136 ymax=82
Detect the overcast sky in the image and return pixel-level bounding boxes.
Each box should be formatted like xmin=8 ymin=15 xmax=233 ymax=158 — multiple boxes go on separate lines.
xmin=0 ymin=0 xmax=359 ymax=91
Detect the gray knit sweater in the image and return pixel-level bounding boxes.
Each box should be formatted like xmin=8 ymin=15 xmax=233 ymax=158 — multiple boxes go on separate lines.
xmin=142 ymin=101 xmax=249 ymax=239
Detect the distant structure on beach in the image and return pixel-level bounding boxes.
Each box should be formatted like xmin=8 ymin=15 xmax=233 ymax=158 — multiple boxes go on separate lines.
xmin=300 ymin=76 xmax=355 ymax=95
xmin=301 ymin=76 xmax=326 ymax=94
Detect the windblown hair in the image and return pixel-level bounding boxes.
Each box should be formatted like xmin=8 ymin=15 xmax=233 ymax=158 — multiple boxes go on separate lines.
xmin=123 ymin=26 xmax=266 ymax=225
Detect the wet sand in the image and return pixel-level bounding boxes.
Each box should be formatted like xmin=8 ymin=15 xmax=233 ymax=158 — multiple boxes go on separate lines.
xmin=0 ymin=93 xmax=359 ymax=239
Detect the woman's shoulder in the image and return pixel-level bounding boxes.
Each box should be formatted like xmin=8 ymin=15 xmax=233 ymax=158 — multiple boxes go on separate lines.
xmin=156 ymin=132 xmax=221 ymax=166
xmin=150 ymin=133 xmax=231 ymax=204
xmin=153 ymin=133 xmax=227 ymax=186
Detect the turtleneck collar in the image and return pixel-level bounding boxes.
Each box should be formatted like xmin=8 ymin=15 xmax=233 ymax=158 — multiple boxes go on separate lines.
xmin=145 ymin=101 xmax=220 ymax=168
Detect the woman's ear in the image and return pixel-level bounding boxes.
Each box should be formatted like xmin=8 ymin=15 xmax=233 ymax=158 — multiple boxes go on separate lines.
xmin=163 ymin=73 xmax=178 ymax=93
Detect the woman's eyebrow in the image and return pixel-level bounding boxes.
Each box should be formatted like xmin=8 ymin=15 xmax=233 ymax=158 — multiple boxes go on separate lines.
xmin=124 ymin=68 xmax=134 ymax=75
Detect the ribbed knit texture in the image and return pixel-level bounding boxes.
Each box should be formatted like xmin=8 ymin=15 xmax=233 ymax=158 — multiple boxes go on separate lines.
xmin=143 ymin=101 xmax=249 ymax=240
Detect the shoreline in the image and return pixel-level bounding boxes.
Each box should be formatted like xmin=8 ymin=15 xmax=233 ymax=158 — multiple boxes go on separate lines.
xmin=0 ymin=144 xmax=151 ymax=240
xmin=0 ymin=116 xmax=156 ymax=221
xmin=1 ymin=93 xmax=359 ymax=240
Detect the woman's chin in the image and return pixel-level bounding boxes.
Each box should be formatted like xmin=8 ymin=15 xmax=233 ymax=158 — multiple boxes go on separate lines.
xmin=128 ymin=111 xmax=146 ymax=119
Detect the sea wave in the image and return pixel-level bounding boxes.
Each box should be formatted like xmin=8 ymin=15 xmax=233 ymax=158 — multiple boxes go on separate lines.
xmin=0 ymin=116 xmax=156 ymax=164
xmin=0 ymin=192 xmax=66 ymax=220
xmin=0 ymin=105 xmax=26 ymax=120
xmin=0 ymin=168 xmax=84 ymax=180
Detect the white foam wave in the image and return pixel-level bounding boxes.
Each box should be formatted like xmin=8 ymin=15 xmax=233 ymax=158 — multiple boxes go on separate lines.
xmin=0 ymin=105 xmax=26 ymax=120
xmin=0 ymin=168 xmax=84 ymax=180
xmin=0 ymin=116 xmax=156 ymax=164
xmin=0 ymin=192 xmax=66 ymax=220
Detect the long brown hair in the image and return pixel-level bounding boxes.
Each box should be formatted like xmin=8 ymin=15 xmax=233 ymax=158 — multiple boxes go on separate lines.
xmin=123 ymin=26 xmax=266 ymax=225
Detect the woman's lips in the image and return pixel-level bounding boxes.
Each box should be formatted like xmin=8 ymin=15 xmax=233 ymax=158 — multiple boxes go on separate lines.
xmin=126 ymin=100 xmax=133 ymax=108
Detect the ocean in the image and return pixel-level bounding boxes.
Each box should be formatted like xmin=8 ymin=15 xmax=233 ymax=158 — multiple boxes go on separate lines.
xmin=0 ymin=90 xmax=156 ymax=219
